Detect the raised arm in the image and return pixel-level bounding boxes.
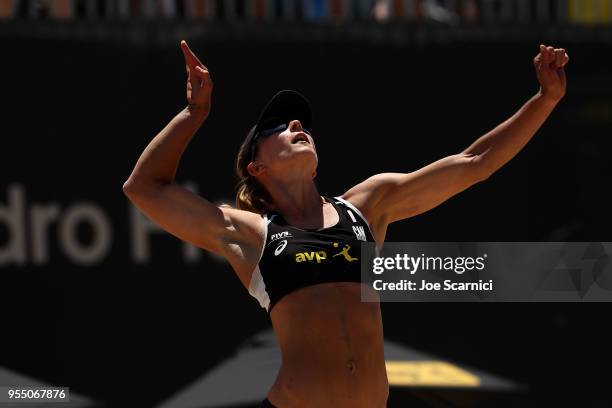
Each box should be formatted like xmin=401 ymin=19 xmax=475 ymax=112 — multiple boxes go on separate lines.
xmin=343 ymin=45 xmax=570 ymax=232
xmin=122 ymin=41 xmax=263 ymax=284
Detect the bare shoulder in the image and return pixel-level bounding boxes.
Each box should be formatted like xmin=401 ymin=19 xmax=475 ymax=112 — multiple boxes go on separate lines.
xmin=340 ymin=174 xmax=395 ymax=246
xmin=340 ymin=173 xmax=395 ymax=221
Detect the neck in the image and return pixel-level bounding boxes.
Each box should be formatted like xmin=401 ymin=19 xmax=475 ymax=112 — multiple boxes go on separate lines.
xmin=263 ymin=172 xmax=325 ymax=224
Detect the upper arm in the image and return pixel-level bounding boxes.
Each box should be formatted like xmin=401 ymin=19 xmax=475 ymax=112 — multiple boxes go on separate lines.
xmin=342 ymin=153 xmax=488 ymax=225
xmin=122 ymin=181 xmax=264 ymax=261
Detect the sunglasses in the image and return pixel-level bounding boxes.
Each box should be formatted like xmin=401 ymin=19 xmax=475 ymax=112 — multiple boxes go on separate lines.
xmin=255 ymin=123 xmax=312 ymax=140
xmin=249 ymin=122 xmax=312 ymax=161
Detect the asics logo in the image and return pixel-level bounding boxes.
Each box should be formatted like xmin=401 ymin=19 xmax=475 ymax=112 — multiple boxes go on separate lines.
xmin=274 ymin=240 xmax=288 ymax=256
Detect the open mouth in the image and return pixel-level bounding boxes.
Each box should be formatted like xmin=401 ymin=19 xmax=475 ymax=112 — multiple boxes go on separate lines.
xmin=292 ymin=133 xmax=310 ymax=144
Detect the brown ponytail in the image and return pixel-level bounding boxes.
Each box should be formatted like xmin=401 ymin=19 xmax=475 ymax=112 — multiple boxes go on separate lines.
xmin=234 ymin=136 xmax=276 ymax=215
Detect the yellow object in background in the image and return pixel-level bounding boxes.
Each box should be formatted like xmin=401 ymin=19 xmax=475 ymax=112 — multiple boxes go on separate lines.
xmin=569 ymin=0 xmax=612 ymax=24
xmin=385 ymin=360 xmax=481 ymax=387
xmin=603 ymin=0 xmax=612 ymax=21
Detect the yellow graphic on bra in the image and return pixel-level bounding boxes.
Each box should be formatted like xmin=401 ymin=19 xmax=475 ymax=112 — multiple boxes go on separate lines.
xmin=294 ymin=243 xmax=359 ymax=263
xmin=295 ymin=251 xmax=327 ymax=263
xmin=332 ymin=242 xmax=359 ymax=262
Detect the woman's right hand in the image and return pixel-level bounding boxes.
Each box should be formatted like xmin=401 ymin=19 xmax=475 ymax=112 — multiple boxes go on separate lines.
xmin=180 ymin=40 xmax=213 ymax=120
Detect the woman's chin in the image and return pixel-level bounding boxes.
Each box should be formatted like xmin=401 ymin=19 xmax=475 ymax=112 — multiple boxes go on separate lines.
xmin=292 ymin=142 xmax=315 ymax=151
xmin=288 ymin=147 xmax=317 ymax=159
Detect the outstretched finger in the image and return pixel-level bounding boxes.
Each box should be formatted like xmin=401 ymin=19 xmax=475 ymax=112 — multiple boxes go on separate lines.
xmin=180 ymin=40 xmax=196 ymax=67
xmin=180 ymin=40 xmax=206 ymax=69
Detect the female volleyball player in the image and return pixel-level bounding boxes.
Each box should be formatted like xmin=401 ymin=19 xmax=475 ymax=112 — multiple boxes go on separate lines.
xmin=123 ymin=41 xmax=569 ymax=407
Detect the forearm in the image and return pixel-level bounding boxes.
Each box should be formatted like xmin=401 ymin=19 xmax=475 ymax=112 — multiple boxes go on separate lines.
xmin=124 ymin=105 xmax=206 ymax=188
xmin=463 ymin=92 xmax=559 ymax=176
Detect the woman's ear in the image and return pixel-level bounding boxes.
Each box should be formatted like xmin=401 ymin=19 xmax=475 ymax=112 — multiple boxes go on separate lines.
xmin=247 ymin=161 xmax=265 ymax=177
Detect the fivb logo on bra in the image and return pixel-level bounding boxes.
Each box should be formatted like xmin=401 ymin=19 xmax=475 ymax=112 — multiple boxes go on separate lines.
xmin=270 ymin=231 xmax=292 ymax=242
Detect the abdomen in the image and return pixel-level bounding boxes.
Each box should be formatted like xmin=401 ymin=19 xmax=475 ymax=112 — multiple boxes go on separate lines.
xmin=267 ymin=282 xmax=388 ymax=408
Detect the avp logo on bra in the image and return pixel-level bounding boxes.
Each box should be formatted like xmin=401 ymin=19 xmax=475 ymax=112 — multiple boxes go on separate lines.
xmin=295 ymin=243 xmax=359 ymax=264
xmin=295 ymin=250 xmax=327 ymax=263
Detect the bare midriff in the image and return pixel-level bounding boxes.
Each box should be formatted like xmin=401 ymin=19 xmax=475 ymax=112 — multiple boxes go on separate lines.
xmin=266 ymin=282 xmax=388 ymax=408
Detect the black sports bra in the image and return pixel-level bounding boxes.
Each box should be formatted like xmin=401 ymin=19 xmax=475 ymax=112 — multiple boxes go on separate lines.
xmin=248 ymin=196 xmax=377 ymax=313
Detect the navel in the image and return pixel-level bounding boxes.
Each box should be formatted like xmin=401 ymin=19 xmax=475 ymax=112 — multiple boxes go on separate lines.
xmin=346 ymin=359 xmax=357 ymax=374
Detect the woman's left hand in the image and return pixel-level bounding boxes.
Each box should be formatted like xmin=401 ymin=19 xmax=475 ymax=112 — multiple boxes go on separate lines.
xmin=180 ymin=40 xmax=213 ymax=120
xmin=534 ymin=44 xmax=569 ymax=103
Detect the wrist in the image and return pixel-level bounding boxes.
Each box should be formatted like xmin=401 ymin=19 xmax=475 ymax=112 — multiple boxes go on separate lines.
xmin=185 ymin=103 xmax=209 ymax=123
xmin=536 ymin=88 xmax=563 ymax=106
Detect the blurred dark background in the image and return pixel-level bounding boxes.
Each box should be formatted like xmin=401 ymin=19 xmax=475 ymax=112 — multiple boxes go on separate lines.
xmin=1 ymin=1 xmax=611 ymax=407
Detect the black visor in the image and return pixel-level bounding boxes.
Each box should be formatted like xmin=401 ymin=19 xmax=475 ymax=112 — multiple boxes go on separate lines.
xmin=243 ymin=90 xmax=312 ymax=160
